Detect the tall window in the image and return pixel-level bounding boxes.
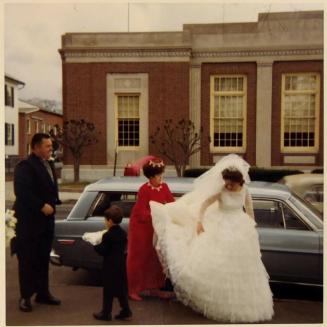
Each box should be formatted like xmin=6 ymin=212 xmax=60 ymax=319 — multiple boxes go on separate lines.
xmin=27 ymin=119 xmax=31 ymax=134
xmin=210 ymin=75 xmax=247 ymax=152
xmin=116 ymin=94 xmax=140 ymax=147
xmin=34 ymin=120 xmax=39 ymax=133
xmin=5 ymin=85 xmax=14 ymax=107
xmin=281 ymin=73 xmax=320 ymax=152
xmin=5 ymin=123 xmax=14 ymax=145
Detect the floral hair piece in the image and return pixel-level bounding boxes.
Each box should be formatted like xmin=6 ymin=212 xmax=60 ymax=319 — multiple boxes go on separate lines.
xmin=148 ymin=159 xmax=165 ymax=168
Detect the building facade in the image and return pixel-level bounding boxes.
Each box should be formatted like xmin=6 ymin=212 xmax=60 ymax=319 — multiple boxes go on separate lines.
xmin=59 ymin=11 xmax=323 ymax=180
xmin=5 ymin=74 xmax=25 ymax=171
xmin=18 ymin=101 xmax=63 ymax=158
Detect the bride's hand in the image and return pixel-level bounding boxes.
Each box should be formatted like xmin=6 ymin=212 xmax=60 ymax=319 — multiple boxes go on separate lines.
xmin=196 ymin=221 xmax=205 ymax=235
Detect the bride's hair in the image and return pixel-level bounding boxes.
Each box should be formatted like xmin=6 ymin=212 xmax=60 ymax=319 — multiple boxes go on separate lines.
xmin=222 ymin=167 xmax=245 ymax=186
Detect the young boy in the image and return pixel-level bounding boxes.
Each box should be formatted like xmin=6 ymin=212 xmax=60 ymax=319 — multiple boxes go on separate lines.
xmin=93 ymin=205 xmax=132 ymax=321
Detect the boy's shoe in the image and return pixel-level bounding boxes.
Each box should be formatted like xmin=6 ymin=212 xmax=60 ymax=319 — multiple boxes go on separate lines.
xmin=115 ymin=310 xmax=132 ymax=321
xmin=19 ymin=298 xmax=32 ymax=312
xmin=93 ymin=311 xmax=112 ymax=321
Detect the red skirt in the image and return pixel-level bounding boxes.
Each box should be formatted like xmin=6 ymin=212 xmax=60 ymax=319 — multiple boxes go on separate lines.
xmin=127 ymin=219 xmax=165 ymax=294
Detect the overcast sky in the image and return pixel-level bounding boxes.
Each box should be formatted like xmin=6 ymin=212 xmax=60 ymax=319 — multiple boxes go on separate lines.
xmin=4 ymin=1 xmax=324 ymax=106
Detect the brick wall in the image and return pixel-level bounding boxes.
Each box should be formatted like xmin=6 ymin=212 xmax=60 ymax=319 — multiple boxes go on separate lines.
xmin=272 ymin=60 xmax=323 ymax=166
xmin=62 ymin=62 xmax=190 ymax=165
xmin=19 ymin=110 xmax=63 ymax=159
xmin=200 ymin=62 xmax=257 ymax=166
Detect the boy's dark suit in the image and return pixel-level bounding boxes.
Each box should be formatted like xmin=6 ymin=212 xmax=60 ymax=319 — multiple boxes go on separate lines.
xmin=94 ymin=225 xmax=131 ymax=316
xmin=13 ymin=153 xmax=61 ymax=299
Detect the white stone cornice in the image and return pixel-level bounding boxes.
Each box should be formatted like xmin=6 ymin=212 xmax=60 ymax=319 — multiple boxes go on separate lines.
xmin=61 ymin=48 xmax=192 ymax=59
xmin=61 ymin=47 xmax=322 ymax=62
xmin=192 ymin=48 xmax=323 ymax=58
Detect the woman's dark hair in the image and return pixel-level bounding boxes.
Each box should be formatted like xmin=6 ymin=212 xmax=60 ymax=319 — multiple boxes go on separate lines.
xmin=31 ymin=133 xmax=51 ymax=149
xmin=104 ymin=205 xmax=123 ymax=224
xmin=143 ymin=157 xmax=165 ymax=179
xmin=222 ymin=167 xmax=245 ymax=186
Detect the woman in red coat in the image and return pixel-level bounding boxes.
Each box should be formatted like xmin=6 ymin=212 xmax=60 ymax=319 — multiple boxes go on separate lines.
xmin=127 ymin=158 xmax=175 ymax=301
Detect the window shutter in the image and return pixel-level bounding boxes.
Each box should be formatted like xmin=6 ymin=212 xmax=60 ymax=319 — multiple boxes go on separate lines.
xmin=11 ymin=124 xmax=15 ymax=145
xmin=11 ymin=87 xmax=14 ymax=107
xmin=5 ymin=123 xmax=8 ymax=145
xmin=5 ymin=85 xmax=9 ymax=106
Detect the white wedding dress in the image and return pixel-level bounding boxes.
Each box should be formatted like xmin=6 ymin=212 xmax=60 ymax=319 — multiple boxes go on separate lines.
xmin=150 ymin=185 xmax=274 ymax=323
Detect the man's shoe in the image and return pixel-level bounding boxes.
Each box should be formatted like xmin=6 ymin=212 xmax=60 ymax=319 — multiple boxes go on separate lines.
xmin=93 ymin=311 xmax=112 ymax=321
xmin=115 ymin=311 xmax=132 ymax=321
xmin=35 ymin=293 xmax=61 ymax=305
xmin=19 ymin=298 xmax=32 ymax=312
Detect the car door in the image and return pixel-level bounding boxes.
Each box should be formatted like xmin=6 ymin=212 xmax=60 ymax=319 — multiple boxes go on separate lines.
xmin=254 ymin=198 xmax=320 ymax=285
xmin=56 ymin=190 xmax=136 ymax=270
xmin=54 ymin=191 xmax=104 ymax=269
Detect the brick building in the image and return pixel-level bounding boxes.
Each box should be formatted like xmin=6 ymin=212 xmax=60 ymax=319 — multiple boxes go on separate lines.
xmin=18 ymin=100 xmax=63 ymax=158
xmin=59 ymin=11 xmax=323 ymax=180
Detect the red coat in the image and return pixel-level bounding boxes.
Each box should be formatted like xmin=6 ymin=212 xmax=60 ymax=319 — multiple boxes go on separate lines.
xmin=127 ymin=182 xmax=175 ymax=294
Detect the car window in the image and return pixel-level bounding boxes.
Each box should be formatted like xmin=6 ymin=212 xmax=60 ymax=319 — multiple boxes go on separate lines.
xmin=304 ymin=184 xmax=324 ymax=203
xmin=281 ymin=203 xmax=309 ymax=231
xmin=87 ymin=192 xmax=137 ymax=218
xmin=253 ymin=199 xmax=284 ymax=228
xmin=290 ymin=192 xmax=323 ymax=221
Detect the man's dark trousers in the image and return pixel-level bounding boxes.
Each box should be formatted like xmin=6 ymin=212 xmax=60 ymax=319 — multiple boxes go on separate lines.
xmin=17 ymin=231 xmax=53 ymax=299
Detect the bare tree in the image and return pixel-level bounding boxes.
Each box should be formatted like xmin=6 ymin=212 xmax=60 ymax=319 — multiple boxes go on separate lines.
xmin=150 ymin=119 xmax=209 ymax=177
xmin=50 ymin=119 xmax=99 ymax=182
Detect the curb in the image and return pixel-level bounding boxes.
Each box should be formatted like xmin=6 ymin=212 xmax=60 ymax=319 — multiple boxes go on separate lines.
xmin=59 ymin=188 xmax=84 ymax=193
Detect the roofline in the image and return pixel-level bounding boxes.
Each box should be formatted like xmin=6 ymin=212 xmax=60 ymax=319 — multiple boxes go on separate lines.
xmin=39 ymin=108 xmax=63 ymax=116
xmin=5 ymin=74 xmax=25 ymax=86
xmin=19 ymin=108 xmax=39 ymax=114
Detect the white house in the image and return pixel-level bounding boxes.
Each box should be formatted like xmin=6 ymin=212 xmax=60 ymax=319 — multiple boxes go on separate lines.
xmin=5 ymin=74 xmax=25 ymax=170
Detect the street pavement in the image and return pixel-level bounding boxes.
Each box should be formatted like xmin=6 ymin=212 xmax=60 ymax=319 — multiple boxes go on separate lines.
xmin=5 ymin=181 xmax=82 ymax=203
xmin=5 ymin=245 xmax=323 ymax=325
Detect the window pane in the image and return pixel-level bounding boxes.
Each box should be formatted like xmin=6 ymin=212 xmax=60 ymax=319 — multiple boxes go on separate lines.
xmin=282 ymin=204 xmax=308 ymax=230
xmin=89 ymin=192 xmax=137 ymax=218
xmin=212 ymin=76 xmax=245 ymax=148
xmin=253 ymin=200 xmax=284 ymax=228
xmin=282 ymin=74 xmax=319 ymax=149
xmin=117 ymin=95 xmax=140 ymax=147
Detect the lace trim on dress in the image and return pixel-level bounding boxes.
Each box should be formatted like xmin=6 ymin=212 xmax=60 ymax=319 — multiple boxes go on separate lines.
xmin=147 ymin=182 xmax=163 ymax=192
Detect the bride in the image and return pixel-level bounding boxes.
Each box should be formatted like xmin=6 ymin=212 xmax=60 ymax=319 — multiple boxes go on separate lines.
xmin=150 ymin=154 xmax=274 ymax=323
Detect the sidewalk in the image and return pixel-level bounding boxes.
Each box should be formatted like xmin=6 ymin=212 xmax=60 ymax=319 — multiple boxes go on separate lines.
xmin=5 ymin=181 xmax=82 ymax=202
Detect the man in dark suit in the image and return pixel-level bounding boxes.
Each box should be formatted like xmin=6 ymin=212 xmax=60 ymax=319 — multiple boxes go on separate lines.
xmin=93 ymin=205 xmax=132 ymax=321
xmin=13 ymin=133 xmax=61 ymax=312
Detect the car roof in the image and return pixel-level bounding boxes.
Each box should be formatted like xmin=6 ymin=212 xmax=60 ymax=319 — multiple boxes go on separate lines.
xmin=281 ymin=173 xmax=323 ymax=185
xmin=85 ymin=177 xmax=291 ymax=200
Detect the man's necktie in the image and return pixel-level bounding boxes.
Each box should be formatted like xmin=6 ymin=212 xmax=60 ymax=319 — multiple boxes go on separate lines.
xmin=43 ymin=160 xmax=54 ymax=182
